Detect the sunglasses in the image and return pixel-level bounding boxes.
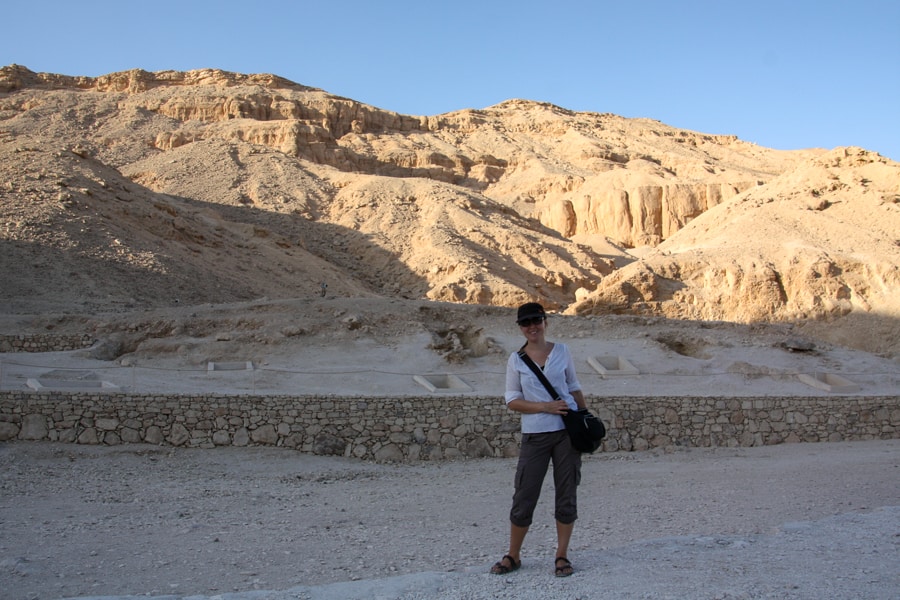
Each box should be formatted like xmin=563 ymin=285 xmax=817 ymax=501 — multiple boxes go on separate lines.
xmin=517 ymin=316 xmax=545 ymax=327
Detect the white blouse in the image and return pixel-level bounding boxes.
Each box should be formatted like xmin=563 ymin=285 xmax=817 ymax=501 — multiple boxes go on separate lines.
xmin=504 ymin=342 xmax=582 ymax=434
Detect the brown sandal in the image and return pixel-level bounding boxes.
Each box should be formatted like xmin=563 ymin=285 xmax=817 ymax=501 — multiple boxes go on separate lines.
xmin=490 ymin=554 xmax=521 ymax=574
xmin=555 ymin=556 xmax=574 ymax=577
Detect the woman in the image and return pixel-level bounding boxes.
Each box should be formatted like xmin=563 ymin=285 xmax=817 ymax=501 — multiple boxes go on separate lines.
xmin=491 ymin=302 xmax=587 ymax=578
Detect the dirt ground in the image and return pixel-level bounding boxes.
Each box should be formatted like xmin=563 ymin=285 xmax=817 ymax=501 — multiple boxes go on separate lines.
xmin=1 ymin=439 xmax=897 ymax=600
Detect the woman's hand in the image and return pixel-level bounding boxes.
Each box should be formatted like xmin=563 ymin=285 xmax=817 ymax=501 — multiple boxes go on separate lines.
xmin=543 ymin=400 xmax=571 ymax=415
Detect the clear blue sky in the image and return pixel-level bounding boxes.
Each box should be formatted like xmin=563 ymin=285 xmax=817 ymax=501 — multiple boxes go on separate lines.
xmin=3 ymin=0 xmax=898 ymax=160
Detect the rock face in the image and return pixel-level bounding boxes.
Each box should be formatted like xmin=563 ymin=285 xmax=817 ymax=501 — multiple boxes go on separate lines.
xmin=571 ymin=147 xmax=900 ymax=356
xmin=1 ymin=65 xmax=898 ymax=356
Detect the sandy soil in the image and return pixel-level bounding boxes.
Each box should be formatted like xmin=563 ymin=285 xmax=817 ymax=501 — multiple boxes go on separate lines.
xmin=2 ymin=298 xmax=899 ymax=399
xmin=2 ymin=300 xmax=899 ymax=599
xmin=1 ymin=439 xmax=897 ymax=600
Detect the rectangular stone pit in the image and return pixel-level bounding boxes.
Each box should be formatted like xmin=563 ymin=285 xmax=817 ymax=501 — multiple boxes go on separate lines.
xmin=413 ymin=374 xmax=472 ymax=393
xmin=797 ymin=372 xmax=860 ymax=393
xmin=27 ymin=378 xmax=119 ymax=391
xmin=207 ymin=361 xmax=255 ymax=372
xmin=588 ymin=355 xmax=640 ymax=378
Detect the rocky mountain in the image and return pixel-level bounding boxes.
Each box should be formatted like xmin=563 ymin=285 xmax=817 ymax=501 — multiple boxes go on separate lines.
xmin=1 ymin=65 xmax=898 ymax=356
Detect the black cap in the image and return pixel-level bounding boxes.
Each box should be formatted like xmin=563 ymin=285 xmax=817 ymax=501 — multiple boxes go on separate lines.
xmin=516 ymin=302 xmax=546 ymax=324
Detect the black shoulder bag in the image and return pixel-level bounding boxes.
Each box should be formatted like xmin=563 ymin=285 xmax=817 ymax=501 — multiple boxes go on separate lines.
xmin=517 ymin=347 xmax=606 ymax=453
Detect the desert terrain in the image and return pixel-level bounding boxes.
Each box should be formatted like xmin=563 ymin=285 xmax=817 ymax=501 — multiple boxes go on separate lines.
xmin=0 ymin=65 xmax=898 ymax=599
xmin=1 ymin=440 xmax=898 ymax=600
xmin=1 ymin=65 xmax=898 ymax=358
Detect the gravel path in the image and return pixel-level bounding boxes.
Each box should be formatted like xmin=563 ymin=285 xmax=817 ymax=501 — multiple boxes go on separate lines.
xmin=1 ymin=439 xmax=898 ymax=600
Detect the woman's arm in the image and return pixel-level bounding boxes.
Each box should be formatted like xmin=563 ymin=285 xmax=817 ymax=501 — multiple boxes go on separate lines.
xmin=570 ymin=389 xmax=587 ymax=410
xmin=508 ymin=390 xmax=584 ymax=414
xmin=562 ymin=345 xmax=587 ymax=410
xmin=507 ymin=398 xmax=571 ymax=415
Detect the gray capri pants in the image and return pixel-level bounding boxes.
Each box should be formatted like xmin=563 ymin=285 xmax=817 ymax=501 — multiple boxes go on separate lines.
xmin=509 ymin=429 xmax=582 ymax=527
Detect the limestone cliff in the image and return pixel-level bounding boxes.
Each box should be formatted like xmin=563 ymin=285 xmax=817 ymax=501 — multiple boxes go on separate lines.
xmin=1 ymin=66 xmax=897 ymax=355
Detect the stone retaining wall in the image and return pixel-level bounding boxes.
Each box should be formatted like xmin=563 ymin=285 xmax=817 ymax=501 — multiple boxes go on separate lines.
xmin=0 ymin=333 xmax=94 ymax=353
xmin=1 ymin=392 xmax=897 ymax=461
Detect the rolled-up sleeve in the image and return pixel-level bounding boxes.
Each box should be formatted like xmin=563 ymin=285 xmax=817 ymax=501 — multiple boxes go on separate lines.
xmin=564 ymin=347 xmax=582 ymax=394
xmin=505 ymin=352 xmax=524 ymax=404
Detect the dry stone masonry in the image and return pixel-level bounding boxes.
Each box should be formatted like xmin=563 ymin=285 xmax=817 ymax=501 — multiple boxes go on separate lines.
xmin=1 ymin=391 xmax=896 ymax=462
xmin=0 ymin=333 xmax=94 ymax=353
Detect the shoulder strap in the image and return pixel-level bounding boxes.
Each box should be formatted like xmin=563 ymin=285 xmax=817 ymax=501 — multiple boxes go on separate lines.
xmin=517 ymin=344 xmax=561 ymax=400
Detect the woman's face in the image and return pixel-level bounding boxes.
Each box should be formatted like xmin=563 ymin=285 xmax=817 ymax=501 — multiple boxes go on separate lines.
xmin=518 ymin=316 xmax=546 ymax=340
